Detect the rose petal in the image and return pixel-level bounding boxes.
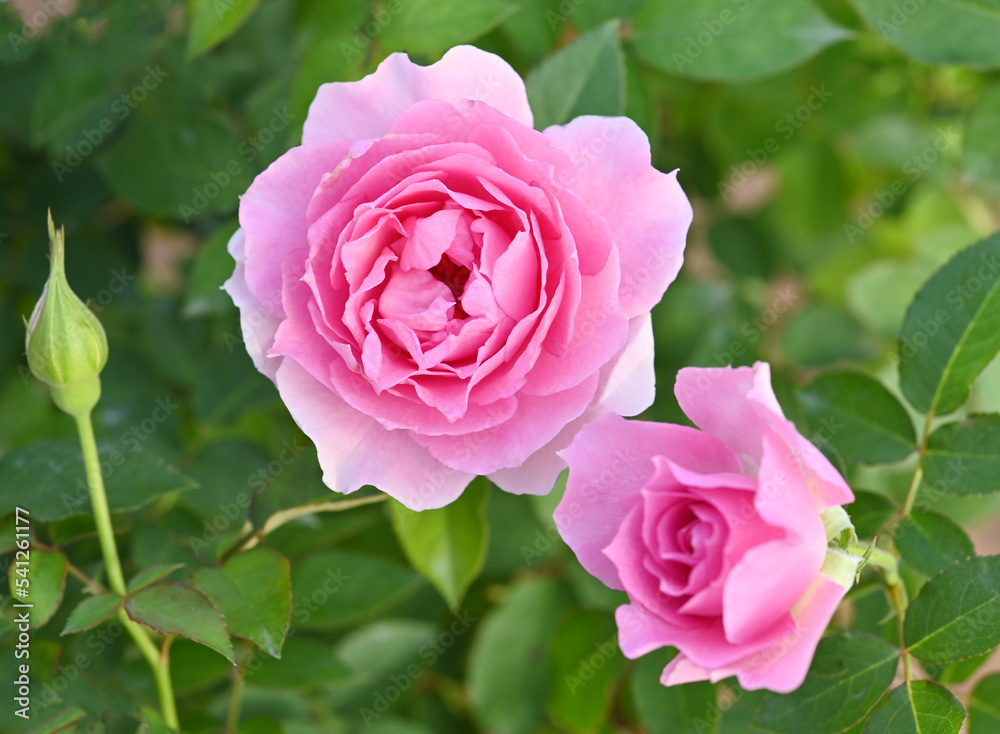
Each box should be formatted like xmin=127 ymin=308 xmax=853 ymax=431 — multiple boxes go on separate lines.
xmin=240 ymin=142 xmax=352 ymax=318
xmin=222 ymin=229 xmax=282 ymax=381
xmin=543 ymin=116 xmax=690 ymax=318
xmin=303 ymin=46 xmax=533 ymax=146
xmin=275 ymin=358 xmax=474 ymax=510
xmin=555 ymin=414 xmax=742 ymax=590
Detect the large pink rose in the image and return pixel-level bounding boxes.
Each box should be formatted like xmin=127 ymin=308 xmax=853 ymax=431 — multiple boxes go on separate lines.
xmin=554 ymin=362 xmax=859 ymax=693
xmin=223 ymin=46 xmax=691 ymax=509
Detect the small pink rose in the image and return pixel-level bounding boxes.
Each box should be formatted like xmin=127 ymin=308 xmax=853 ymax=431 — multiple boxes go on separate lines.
xmin=224 ymin=46 xmax=691 ymax=510
xmin=554 ymin=362 xmax=858 ymax=693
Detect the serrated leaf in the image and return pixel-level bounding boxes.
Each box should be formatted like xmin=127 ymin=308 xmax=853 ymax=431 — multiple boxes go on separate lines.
xmin=898 ymin=233 xmax=1000 ymax=416
xmin=630 ymin=0 xmax=850 ymax=82
xmin=923 ymin=415 xmax=1000 ymax=495
xmin=191 ymin=548 xmax=291 ymax=658
xmin=135 ymin=705 xmax=176 ymax=734
xmin=970 ymin=673 xmax=1000 ymax=733
xmin=905 ymin=555 xmax=1000 ymax=663
xmin=389 ymin=478 xmax=488 ymax=610
xmin=125 ymin=582 xmax=234 ymax=663
xmin=756 ymin=634 xmax=899 ymax=733
xmin=0 ymin=438 xmax=197 ymax=522
xmin=799 ymin=370 xmax=916 ymax=464
xmin=23 ymin=706 xmax=87 ymax=734
xmin=895 ymin=510 xmax=975 ymax=577
xmin=186 ymin=0 xmax=263 ymax=59
xmin=850 ymin=0 xmax=1000 ymax=67
xmin=62 ymin=593 xmax=123 ymax=635
xmin=9 ymin=547 xmax=68 ymax=628
xmin=128 ymin=564 xmax=185 ymax=593
xmin=863 ymin=680 xmax=965 ymax=734
xmin=526 ymin=20 xmax=625 ymax=129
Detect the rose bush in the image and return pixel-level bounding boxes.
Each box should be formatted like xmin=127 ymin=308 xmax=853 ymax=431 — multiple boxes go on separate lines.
xmin=554 ymin=362 xmax=860 ymax=692
xmin=224 ymin=46 xmax=691 ymax=509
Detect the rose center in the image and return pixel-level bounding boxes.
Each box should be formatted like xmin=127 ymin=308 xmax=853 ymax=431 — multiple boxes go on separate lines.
xmin=429 ymin=254 xmax=472 ymax=319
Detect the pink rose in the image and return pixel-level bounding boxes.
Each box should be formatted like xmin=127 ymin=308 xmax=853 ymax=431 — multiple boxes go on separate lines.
xmin=554 ymin=362 xmax=859 ymax=692
xmin=223 ymin=46 xmax=691 ymax=509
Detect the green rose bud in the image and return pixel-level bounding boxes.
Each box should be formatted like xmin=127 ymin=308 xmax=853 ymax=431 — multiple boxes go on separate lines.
xmin=24 ymin=212 xmax=108 ymax=417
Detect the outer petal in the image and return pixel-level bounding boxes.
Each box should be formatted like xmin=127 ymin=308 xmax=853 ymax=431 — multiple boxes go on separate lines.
xmin=222 ymin=229 xmax=282 ymax=381
xmin=675 ymin=362 xmax=853 ymax=507
xmin=274 ymin=359 xmax=474 ymax=510
xmin=555 ymin=414 xmax=742 ymax=590
xmin=240 ymin=143 xmax=352 ymax=317
xmin=722 ymin=432 xmax=827 ymax=645
xmin=543 ymin=116 xmax=690 ymax=319
xmin=729 ymin=573 xmax=850 ymax=693
xmin=303 ymin=46 xmax=533 ymax=146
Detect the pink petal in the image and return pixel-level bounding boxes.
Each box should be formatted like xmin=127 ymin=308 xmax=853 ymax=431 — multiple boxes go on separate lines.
xmin=222 ymin=229 xmax=282 ymax=381
xmin=303 ymin=46 xmax=533 ymax=146
xmin=721 ymin=433 xmax=827 ymax=645
xmin=414 ymin=373 xmax=599 ymax=475
xmin=729 ymin=573 xmax=850 ymax=693
xmin=274 ymin=358 xmax=474 ymax=510
xmin=555 ymin=414 xmax=742 ymax=590
xmin=592 ymin=314 xmax=656 ymax=417
xmin=543 ymin=116 xmax=690 ymax=319
xmin=675 ymin=362 xmax=853 ymax=507
xmin=240 ymin=142 xmax=352 ymax=318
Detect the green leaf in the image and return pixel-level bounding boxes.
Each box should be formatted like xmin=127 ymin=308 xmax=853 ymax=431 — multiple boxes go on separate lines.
xmin=965 ymin=87 xmax=1000 ymax=195
xmin=389 ymin=478 xmax=489 ymax=609
xmin=547 ymin=610 xmax=623 ymax=732
xmin=0 ymin=438 xmax=198 ymax=522
xmin=970 ymin=674 xmax=1000 ymax=733
xmin=905 ymin=555 xmax=1000 ymax=663
xmin=895 ymin=510 xmax=975 ymax=576
xmin=61 ymin=593 xmax=123 ymax=635
xmin=923 ymin=415 xmax=1000 ymax=496
xmin=186 ymin=0 xmax=263 ymax=59
xmin=756 ymin=634 xmax=899 ymax=733
xmin=191 ymin=548 xmax=291 ymax=658
xmin=9 ymin=547 xmax=68 ymax=628
xmin=846 ymin=490 xmax=895 ymax=539
xmin=526 ymin=20 xmax=625 ymax=130
xmin=379 ymin=0 xmax=516 ymax=56
xmin=23 ymin=706 xmax=87 ymax=734
xmin=247 ymin=636 xmax=353 ymax=689
xmin=631 ymin=647 xmax=716 ymax=734
xmin=849 ymin=0 xmax=1000 ymax=67
xmin=799 ymin=370 xmax=916 ymax=464
xmin=468 ymin=579 xmax=571 ymax=734
xmin=128 ymin=563 xmax=186 ymax=593
xmin=125 ymin=582 xmax=235 ymax=663
xmin=183 ymin=220 xmax=239 ymax=317
xmin=98 ymin=110 xmax=255 ymax=218
xmin=898 ymin=233 xmax=1000 ymax=416
xmin=863 ymin=680 xmax=965 ymax=734
xmin=289 ymin=550 xmax=424 ymax=629
xmin=630 ymin=0 xmax=850 ymax=82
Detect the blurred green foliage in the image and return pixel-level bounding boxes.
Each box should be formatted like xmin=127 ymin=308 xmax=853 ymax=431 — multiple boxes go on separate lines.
xmin=1 ymin=0 xmax=1000 ymax=732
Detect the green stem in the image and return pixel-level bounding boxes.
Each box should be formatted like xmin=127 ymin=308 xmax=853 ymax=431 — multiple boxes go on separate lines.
xmin=887 ymin=581 xmax=913 ymax=685
xmin=74 ymin=411 xmax=180 ymax=730
xmin=232 ymin=493 xmax=388 ymax=556
xmin=226 ymin=642 xmax=248 ymax=734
